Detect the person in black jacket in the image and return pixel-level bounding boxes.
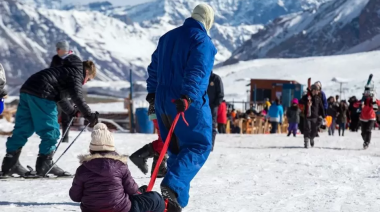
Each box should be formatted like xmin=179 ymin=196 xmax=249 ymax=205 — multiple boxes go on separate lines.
xmin=51 ymin=41 xmax=73 ymax=143
xmin=207 ymin=72 xmax=224 ymax=151
xmin=301 ymin=84 xmax=325 ymax=148
xmin=336 ymin=100 xmax=349 ymax=136
xmin=326 ymin=96 xmax=338 ymax=136
xmin=1 ymin=55 xmax=99 ymax=178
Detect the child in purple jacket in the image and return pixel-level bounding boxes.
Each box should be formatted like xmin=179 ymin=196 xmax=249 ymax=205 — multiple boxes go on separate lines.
xmin=69 ymin=123 xmax=165 ymax=212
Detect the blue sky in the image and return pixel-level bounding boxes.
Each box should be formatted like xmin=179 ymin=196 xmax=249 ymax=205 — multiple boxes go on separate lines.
xmin=62 ymin=0 xmax=153 ymax=6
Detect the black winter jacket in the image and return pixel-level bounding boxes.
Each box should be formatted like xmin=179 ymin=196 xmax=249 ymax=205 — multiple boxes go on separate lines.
xmin=300 ymin=94 xmax=325 ymax=119
xmin=50 ymin=55 xmax=64 ymax=68
xmin=20 ymin=54 xmax=91 ymax=117
xmin=207 ymin=73 xmax=224 ymax=109
xmin=337 ymin=104 xmax=350 ymax=124
xmin=286 ymin=105 xmax=301 ymax=123
xmin=326 ymin=102 xmax=339 ymax=117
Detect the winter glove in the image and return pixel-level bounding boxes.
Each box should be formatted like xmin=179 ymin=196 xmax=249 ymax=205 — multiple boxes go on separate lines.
xmin=0 ymin=89 xmax=7 ymax=99
xmin=70 ymin=106 xmax=81 ymax=118
xmin=146 ymin=93 xmax=156 ymax=120
xmin=85 ymin=112 xmax=99 ymax=127
xmin=138 ymin=185 xmax=148 ymax=194
xmin=146 ymin=93 xmax=155 ymax=104
xmin=173 ymin=95 xmax=191 ymax=113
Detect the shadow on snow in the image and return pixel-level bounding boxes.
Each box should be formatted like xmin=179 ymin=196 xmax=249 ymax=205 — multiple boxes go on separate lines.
xmin=234 ymin=146 xmax=361 ymax=151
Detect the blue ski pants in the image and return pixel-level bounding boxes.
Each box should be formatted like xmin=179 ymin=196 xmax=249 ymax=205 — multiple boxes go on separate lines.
xmin=155 ymin=89 xmax=212 ymax=208
xmin=6 ymin=93 xmax=60 ymax=155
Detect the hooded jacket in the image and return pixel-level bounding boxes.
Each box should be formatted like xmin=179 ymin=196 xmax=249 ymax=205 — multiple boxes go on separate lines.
xmin=315 ymin=81 xmax=328 ymax=110
xmin=301 ymin=93 xmax=325 ymax=119
xmin=360 ymin=97 xmax=378 ymax=121
xmin=69 ymin=152 xmax=138 ymax=212
xmin=20 ymin=54 xmax=91 ymax=117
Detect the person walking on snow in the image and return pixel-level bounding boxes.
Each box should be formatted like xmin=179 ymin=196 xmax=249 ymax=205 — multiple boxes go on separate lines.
xmin=326 ymin=96 xmax=338 ymax=136
xmin=360 ymin=88 xmax=378 ymax=149
xmin=337 ymin=100 xmax=349 ymax=136
xmin=0 ymin=63 xmax=7 ymax=115
xmin=267 ymin=98 xmax=283 ymax=134
xmin=69 ymin=123 xmax=165 ymax=212
xmin=208 ymin=72 xmax=224 ymax=149
xmin=50 ymin=41 xmax=75 ymax=143
xmin=217 ymin=100 xmax=227 ymax=134
xmin=301 ymin=84 xmax=325 ymax=148
xmin=129 ymin=104 xmax=168 ymax=178
xmin=1 ymin=55 xmax=99 ymax=178
xmin=286 ymin=98 xmax=301 ymax=137
xmin=145 ymin=3 xmax=216 ymax=212
xmin=314 ymin=81 xmax=328 ymax=136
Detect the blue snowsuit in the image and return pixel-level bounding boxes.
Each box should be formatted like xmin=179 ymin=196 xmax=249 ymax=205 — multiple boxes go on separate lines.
xmin=146 ymin=18 xmax=217 ymax=207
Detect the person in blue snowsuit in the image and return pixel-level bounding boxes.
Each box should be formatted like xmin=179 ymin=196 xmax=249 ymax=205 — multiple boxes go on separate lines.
xmin=145 ymin=3 xmax=216 ymax=212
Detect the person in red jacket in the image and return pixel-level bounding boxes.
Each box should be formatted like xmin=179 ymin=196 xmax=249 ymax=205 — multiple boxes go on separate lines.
xmin=217 ymin=100 xmax=227 ymax=134
xmin=360 ymin=89 xmax=379 ymax=149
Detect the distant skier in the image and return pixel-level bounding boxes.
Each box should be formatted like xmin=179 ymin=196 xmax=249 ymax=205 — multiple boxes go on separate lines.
xmin=69 ymin=123 xmax=165 ymax=212
xmin=208 ymin=72 xmax=224 ymax=150
xmin=301 ymin=84 xmax=325 ymax=148
xmin=360 ymin=87 xmax=378 ymax=149
xmin=1 ymin=55 xmax=99 ymax=178
xmin=286 ymin=98 xmax=301 ymax=137
xmin=0 ymin=63 xmax=7 ymax=115
xmin=145 ymin=3 xmax=216 ymax=212
xmin=129 ymin=104 xmax=167 ymax=178
xmin=50 ymin=41 xmax=74 ymax=143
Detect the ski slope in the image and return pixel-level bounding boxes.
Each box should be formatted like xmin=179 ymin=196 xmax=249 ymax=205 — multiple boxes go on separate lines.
xmin=1 ymin=131 xmax=380 ymax=211
xmin=216 ymin=50 xmax=380 ymax=102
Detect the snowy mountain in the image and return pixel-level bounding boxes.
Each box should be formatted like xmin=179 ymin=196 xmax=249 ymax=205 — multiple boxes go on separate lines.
xmin=226 ymin=0 xmax=380 ymax=64
xmin=1 ymin=0 xmax=329 ymax=98
xmin=215 ymin=50 xmax=380 ymax=103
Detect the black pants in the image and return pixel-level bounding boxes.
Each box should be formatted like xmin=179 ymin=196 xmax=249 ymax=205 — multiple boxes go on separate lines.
xmin=218 ymin=123 xmax=226 ymax=134
xmin=130 ymin=191 xmax=166 ymax=212
xmin=210 ymin=106 xmax=218 ymax=150
xmin=57 ymin=101 xmax=73 ymax=142
xmin=304 ymin=118 xmax=318 ymax=140
xmin=361 ymin=120 xmax=375 ymax=145
xmin=299 ymin=116 xmax=304 ymax=134
xmin=350 ymin=115 xmax=360 ymax=132
xmin=328 ymin=118 xmax=336 ymax=136
xmin=270 ymin=122 xmax=278 ymax=134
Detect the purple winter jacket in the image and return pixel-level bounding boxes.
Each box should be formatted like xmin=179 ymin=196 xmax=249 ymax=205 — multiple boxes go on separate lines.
xmin=69 ymin=152 xmax=139 ymax=212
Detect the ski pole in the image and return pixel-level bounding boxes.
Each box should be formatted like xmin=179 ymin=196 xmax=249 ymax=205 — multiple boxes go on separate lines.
xmin=45 ymin=122 xmax=90 ymax=177
xmin=54 ymin=117 xmax=75 ymax=154
xmin=147 ymin=113 xmax=181 ymax=192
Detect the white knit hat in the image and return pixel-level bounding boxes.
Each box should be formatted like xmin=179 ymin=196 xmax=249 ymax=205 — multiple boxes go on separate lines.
xmin=90 ymin=123 xmax=115 ymax=152
xmin=191 ymin=3 xmax=215 ymax=32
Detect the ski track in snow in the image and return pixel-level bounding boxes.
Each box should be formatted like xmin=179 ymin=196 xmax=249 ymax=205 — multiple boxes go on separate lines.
xmin=1 ymin=132 xmax=380 ymax=211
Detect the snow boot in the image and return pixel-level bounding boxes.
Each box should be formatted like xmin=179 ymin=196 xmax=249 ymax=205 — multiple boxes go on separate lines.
xmin=310 ymin=139 xmax=315 ymax=148
xmin=151 ymin=153 xmax=168 ymax=178
xmin=0 ymin=148 xmax=29 ymax=177
xmin=304 ymin=138 xmax=309 ymax=149
xmin=35 ymin=152 xmax=71 ymax=177
xmin=130 ymin=143 xmax=155 ymax=175
xmin=161 ymin=185 xmax=182 ymax=212
xmin=363 ymin=142 xmax=369 ymax=150
xmin=287 ymin=132 xmax=291 ymax=137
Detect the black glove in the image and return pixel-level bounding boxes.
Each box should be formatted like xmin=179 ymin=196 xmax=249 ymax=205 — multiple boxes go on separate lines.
xmin=138 ymin=185 xmax=148 ymax=193
xmin=69 ymin=106 xmax=80 ymax=118
xmin=85 ymin=112 xmax=99 ymax=127
xmin=173 ymin=95 xmax=191 ymax=113
xmin=146 ymin=93 xmax=155 ymax=104
xmin=0 ymin=89 xmax=7 ymax=99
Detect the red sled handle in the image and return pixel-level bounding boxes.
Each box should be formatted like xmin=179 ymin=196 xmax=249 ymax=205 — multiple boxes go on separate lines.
xmin=147 ymin=113 xmax=181 ymax=192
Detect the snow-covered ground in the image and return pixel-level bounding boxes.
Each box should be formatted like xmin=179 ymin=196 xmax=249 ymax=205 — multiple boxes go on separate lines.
xmin=216 ymin=51 xmax=380 ymax=102
xmin=1 ymin=131 xmax=380 ymax=211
